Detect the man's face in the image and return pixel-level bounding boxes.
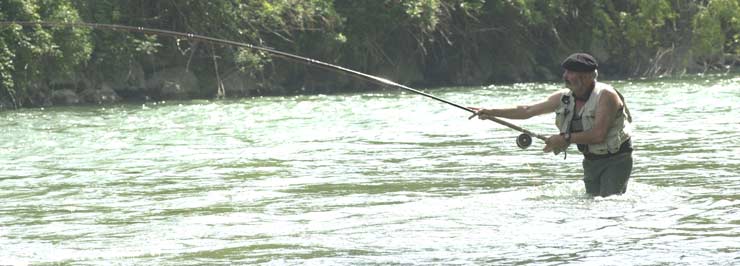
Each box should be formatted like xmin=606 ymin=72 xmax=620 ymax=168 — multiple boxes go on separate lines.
xmin=562 ymin=70 xmax=586 ymax=90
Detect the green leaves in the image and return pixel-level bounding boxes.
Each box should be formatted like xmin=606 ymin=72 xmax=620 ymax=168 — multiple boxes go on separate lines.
xmin=133 ymin=34 xmax=161 ymax=55
xmin=1 ymin=0 xmax=92 ymax=106
xmin=1 ymin=0 xmax=740 ymax=109
xmin=235 ymin=48 xmax=270 ymax=77
xmin=691 ymin=0 xmax=740 ymax=63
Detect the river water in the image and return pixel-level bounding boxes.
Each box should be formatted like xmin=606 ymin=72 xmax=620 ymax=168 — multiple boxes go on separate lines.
xmin=1 ymin=75 xmax=739 ymax=265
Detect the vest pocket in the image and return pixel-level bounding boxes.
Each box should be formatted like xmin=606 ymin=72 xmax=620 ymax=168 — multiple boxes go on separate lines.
xmin=554 ymin=105 xmax=568 ymax=133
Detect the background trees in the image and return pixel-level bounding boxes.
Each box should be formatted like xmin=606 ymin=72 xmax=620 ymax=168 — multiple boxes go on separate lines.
xmin=1 ymin=0 xmax=739 ymax=109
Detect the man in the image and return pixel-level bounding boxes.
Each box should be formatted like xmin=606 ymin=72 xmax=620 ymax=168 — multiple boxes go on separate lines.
xmin=471 ymin=53 xmax=633 ymax=197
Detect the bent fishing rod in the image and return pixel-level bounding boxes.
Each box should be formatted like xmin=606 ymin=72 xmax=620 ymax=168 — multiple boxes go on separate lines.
xmin=1 ymin=20 xmax=546 ymax=149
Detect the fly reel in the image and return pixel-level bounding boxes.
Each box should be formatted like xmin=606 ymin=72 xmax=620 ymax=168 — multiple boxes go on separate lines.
xmin=516 ymin=133 xmax=532 ymax=149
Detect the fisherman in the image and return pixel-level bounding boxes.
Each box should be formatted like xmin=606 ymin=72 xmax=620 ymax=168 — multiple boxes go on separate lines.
xmin=470 ymin=53 xmax=633 ymax=197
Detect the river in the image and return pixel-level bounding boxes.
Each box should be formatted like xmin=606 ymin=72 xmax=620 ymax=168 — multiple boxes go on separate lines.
xmin=1 ymin=74 xmax=739 ymax=265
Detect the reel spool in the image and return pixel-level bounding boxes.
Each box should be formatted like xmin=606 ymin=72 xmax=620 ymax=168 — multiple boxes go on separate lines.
xmin=516 ymin=134 xmax=532 ymax=149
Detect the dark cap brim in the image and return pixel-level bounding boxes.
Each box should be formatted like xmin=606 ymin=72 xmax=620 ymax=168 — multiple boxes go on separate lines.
xmin=561 ymin=53 xmax=598 ymax=72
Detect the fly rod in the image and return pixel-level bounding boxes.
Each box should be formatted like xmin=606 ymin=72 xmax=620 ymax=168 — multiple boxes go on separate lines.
xmin=1 ymin=20 xmax=547 ymax=148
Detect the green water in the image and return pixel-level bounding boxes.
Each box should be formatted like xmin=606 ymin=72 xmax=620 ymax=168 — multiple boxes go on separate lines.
xmin=1 ymin=75 xmax=739 ymax=265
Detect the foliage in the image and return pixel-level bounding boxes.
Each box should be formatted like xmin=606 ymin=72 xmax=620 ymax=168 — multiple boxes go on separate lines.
xmin=591 ymin=0 xmax=679 ymax=75
xmin=1 ymin=0 xmax=91 ymax=107
xmin=691 ymin=0 xmax=740 ymax=66
xmin=1 ymin=0 xmax=739 ymax=109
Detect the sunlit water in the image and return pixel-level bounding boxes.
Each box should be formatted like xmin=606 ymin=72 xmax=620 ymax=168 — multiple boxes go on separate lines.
xmin=1 ymin=75 xmax=739 ymax=265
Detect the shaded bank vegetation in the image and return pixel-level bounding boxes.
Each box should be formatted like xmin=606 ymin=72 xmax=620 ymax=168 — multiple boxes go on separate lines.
xmin=1 ymin=0 xmax=739 ymax=109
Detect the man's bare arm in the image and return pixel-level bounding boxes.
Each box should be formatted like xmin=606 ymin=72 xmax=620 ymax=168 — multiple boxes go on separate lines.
xmin=570 ymin=89 xmax=621 ymax=144
xmin=474 ymin=91 xmax=563 ymax=120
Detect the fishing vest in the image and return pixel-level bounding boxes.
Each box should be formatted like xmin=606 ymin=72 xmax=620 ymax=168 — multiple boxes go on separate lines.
xmin=555 ymin=82 xmax=632 ymax=155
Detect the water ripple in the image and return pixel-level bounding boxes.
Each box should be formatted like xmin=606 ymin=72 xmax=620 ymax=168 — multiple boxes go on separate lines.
xmin=1 ymin=75 xmax=739 ymax=265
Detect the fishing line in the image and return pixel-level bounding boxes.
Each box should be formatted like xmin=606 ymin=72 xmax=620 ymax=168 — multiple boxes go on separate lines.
xmin=1 ymin=20 xmax=547 ymax=148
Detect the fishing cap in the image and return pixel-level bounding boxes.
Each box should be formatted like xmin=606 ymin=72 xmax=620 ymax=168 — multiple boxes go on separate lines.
xmin=561 ymin=53 xmax=598 ymax=72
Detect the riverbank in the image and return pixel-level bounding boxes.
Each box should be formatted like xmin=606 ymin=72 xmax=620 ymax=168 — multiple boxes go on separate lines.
xmin=2 ymin=68 xmax=739 ymax=113
xmin=2 ymin=1 xmax=739 ymax=110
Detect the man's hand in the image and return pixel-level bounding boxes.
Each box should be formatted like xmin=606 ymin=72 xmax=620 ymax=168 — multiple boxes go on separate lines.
xmin=468 ymin=107 xmax=481 ymax=119
xmin=468 ymin=107 xmax=494 ymax=120
xmin=544 ymin=134 xmax=569 ymax=153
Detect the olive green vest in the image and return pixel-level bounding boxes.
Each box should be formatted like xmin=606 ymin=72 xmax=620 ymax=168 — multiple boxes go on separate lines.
xmin=555 ymin=82 xmax=632 ymax=155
